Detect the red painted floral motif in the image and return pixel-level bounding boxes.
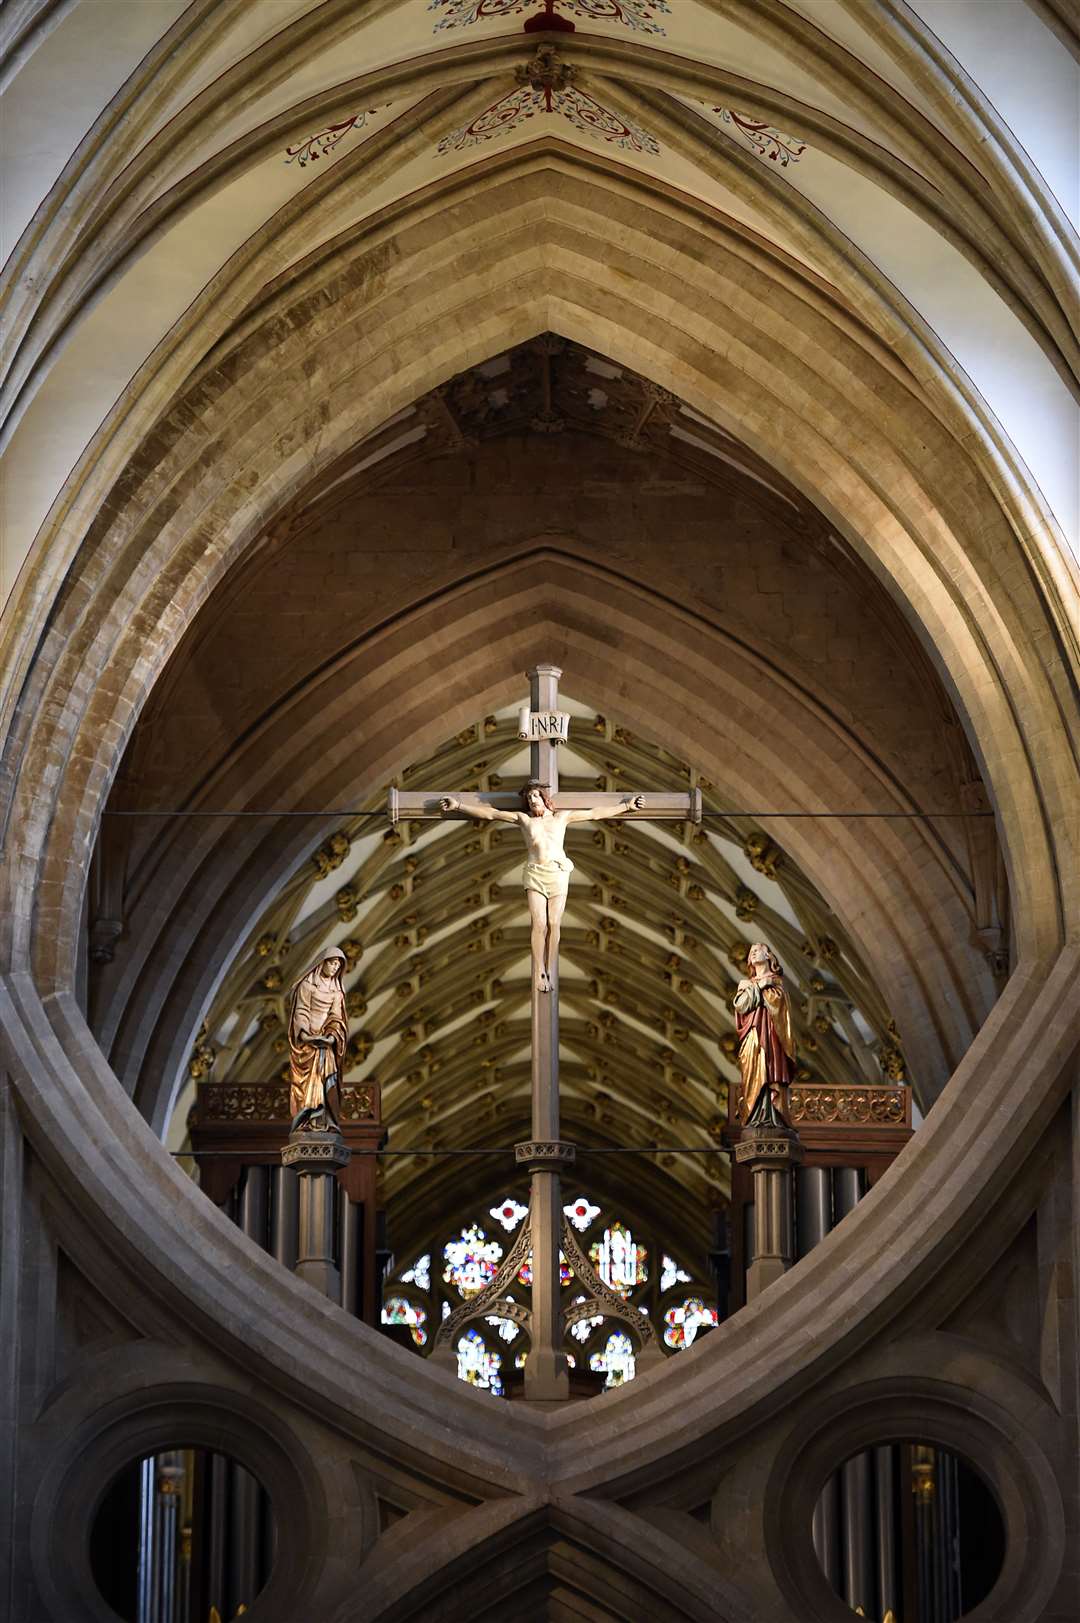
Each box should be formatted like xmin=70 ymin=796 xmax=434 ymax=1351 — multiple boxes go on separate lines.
xmin=430 ymin=0 xmax=670 ymax=34
xmin=439 ymin=83 xmax=660 ymax=155
xmin=713 ymin=107 xmax=806 ymax=166
xmin=285 ymin=109 xmax=380 ymax=167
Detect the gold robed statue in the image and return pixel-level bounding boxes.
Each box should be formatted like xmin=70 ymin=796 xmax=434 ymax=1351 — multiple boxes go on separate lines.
xmin=733 ymin=942 xmax=796 ymax=1127
xmin=288 ymin=947 xmax=347 ymax=1134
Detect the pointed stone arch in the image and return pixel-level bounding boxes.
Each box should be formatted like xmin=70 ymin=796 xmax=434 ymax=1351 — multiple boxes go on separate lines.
xmin=0 ymin=139 xmax=1075 ymax=1574
xmin=99 ymin=543 xmax=988 ymax=1134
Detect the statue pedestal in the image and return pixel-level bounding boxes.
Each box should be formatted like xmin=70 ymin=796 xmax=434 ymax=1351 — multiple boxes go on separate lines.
xmin=281 ymin=1130 xmax=351 ymax=1302
xmin=734 ymin=1128 xmax=803 ymax=1302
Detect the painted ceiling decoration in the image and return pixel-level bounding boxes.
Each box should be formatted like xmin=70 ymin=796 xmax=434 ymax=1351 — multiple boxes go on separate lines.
xmin=429 ymin=0 xmax=671 ymax=34
xmin=284 ymin=107 xmax=386 ymax=167
xmin=1 ymin=0 xmax=1076 ymax=610
xmin=438 ymin=49 xmax=660 ymax=155
xmin=712 ymin=107 xmax=806 ymax=167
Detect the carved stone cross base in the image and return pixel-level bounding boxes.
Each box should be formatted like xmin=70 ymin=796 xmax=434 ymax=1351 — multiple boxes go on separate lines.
xmin=734 ymin=1127 xmax=804 ymax=1301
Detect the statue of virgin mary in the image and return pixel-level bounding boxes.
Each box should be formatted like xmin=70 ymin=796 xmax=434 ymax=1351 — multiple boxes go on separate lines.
xmin=733 ymin=942 xmax=796 ymax=1127
xmin=288 ymin=946 xmax=348 ymax=1134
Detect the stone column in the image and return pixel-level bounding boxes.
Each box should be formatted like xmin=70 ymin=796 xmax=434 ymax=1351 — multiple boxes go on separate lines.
xmin=517 ymin=1135 xmax=574 ymax=1402
xmin=281 ymin=1131 xmax=351 ymax=1302
xmin=734 ymin=1127 xmax=803 ymax=1301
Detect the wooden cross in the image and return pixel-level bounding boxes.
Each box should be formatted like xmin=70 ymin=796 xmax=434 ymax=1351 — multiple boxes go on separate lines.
xmin=388 ymin=665 xmax=702 ymax=1399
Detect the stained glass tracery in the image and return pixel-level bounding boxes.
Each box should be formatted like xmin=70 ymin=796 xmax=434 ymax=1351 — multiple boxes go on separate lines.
xmin=457 ymin=1327 xmax=503 ymax=1394
xmin=402 ymin=1253 xmax=431 ymax=1290
xmin=381 ymin=1295 xmax=428 ymax=1346
xmin=663 ymin=1297 xmax=719 ymax=1348
xmin=590 ymin=1331 xmax=636 ymax=1387
xmin=563 ymin=1195 xmax=600 ymax=1231
xmin=489 ymin=1196 xmax=528 ymax=1231
xmin=661 ymin=1254 xmax=691 ymax=1292
xmin=589 ymin=1220 xmax=648 ymax=1295
xmin=385 ymin=1190 xmax=717 ymax=1395
xmin=443 ymin=1224 xmax=503 ymax=1297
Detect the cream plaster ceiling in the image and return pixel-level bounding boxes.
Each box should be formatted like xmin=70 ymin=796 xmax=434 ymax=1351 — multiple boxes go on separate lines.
xmin=0 ymin=0 xmax=1077 ymax=610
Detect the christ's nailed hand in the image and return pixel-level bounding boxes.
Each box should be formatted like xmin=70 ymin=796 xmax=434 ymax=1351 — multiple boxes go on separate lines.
xmin=440 ymin=796 xmax=459 ymax=812
xmin=627 ymin=794 xmax=645 ymax=810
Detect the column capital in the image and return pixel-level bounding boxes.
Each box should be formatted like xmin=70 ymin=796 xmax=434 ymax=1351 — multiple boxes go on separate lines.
xmin=515 ymin=1139 xmax=576 ymax=1168
xmin=734 ymin=1127 xmax=803 ymax=1168
xmin=281 ymin=1130 xmax=351 ymax=1173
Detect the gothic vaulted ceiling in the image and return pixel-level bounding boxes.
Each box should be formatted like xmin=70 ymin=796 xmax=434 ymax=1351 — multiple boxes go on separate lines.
xmin=168 ymin=697 xmax=909 ymax=1250
xmin=0 ymin=11 xmax=1077 ymax=1616
xmin=1 ymin=0 xmax=1077 ymax=617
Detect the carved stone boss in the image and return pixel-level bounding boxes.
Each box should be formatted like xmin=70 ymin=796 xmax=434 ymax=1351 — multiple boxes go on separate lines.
xmin=390 ymin=665 xmax=702 ymax=1399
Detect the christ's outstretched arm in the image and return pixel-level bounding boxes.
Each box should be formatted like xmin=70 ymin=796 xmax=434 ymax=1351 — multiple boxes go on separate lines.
xmin=439 ymin=795 xmax=521 ymax=824
xmin=561 ymin=794 xmax=645 ymax=825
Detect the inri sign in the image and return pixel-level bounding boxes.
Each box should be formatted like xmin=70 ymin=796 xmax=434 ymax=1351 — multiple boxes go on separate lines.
xmin=517 ymin=707 xmax=570 ymax=744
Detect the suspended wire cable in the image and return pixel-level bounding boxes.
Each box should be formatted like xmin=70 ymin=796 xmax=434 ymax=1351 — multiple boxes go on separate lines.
xmin=106 ymin=807 xmax=995 ymax=820
xmin=171 ymin=1145 xmax=729 ymax=1158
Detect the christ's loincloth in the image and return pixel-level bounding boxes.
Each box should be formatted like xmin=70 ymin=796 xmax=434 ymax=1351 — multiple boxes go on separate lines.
xmin=523 ymin=858 xmax=574 ymax=899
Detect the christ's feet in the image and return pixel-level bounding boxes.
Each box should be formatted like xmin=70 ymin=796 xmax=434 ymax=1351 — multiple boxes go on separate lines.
xmin=535 ymin=969 xmax=552 ymax=994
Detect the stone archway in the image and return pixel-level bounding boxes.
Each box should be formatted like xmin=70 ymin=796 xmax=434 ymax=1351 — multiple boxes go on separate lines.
xmin=0 ymin=144 xmax=1075 ymax=1623
xmin=97 ymin=542 xmax=992 ymax=1134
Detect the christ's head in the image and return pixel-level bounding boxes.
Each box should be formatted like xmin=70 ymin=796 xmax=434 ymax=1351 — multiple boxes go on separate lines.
xmin=520 ymin=781 xmax=554 ymax=817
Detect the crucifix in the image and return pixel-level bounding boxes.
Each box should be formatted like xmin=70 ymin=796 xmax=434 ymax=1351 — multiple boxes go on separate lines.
xmin=388 ymin=664 xmax=702 ymax=1399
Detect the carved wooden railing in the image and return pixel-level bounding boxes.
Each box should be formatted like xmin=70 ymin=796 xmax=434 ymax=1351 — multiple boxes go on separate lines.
xmin=192 ymin=1080 xmax=378 ymax=1124
xmin=789 ymin=1081 xmax=910 ymax=1130
xmin=188 ymin=1080 xmax=383 ymax=1211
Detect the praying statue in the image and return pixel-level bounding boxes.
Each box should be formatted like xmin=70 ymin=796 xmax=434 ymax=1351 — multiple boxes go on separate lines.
xmin=439 ymin=782 xmax=643 ymax=991
xmin=288 ymin=946 xmax=348 ymax=1133
xmin=733 ymin=942 xmax=796 ymax=1126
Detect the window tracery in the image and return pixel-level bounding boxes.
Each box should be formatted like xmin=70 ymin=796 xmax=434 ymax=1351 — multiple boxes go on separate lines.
xmin=443 ymin=1224 xmax=503 ymax=1297
xmin=383 ymin=1188 xmax=718 ymax=1395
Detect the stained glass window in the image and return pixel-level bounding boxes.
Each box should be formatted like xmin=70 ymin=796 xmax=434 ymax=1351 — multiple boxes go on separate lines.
xmin=563 ymin=1195 xmax=600 ymax=1231
xmin=457 ymin=1327 xmax=503 ymax=1395
xmin=486 ymin=1294 xmax=521 ymax=1342
xmin=383 ymin=1189 xmax=720 ymax=1395
xmin=589 ymin=1221 xmax=647 ymax=1295
xmin=660 ymin=1254 xmax=692 ymax=1293
xmin=401 ymin=1253 xmax=431 ymax=1291
xmin=381 ymin=1295 xmax=428 ymax=1346
xmin=589 ymin=1331 xmax=636 ymax=1388
xmin=489 ymin=1196 xmax=528 ymax=1232
xmin=663 ymin=1297 xmax=719 ymax=1348
xmin=569 ymin=1292 xmax=604 ymax=1343
xmin=518 ymin=1252 xmax=572 ymax=1286
xmin=443 ymin=1224 xmax=503 ymax=1297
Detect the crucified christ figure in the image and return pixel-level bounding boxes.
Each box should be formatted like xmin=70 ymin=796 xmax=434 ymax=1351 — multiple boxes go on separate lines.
xmin=439 ymin=781 xmax=644 ymax=992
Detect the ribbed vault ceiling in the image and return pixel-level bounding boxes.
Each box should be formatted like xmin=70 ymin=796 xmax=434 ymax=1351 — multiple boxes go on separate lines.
xmin=276 ymin=332 xmax=820 ymax=543
xmin=2 ymin=0 xmax=1076 ymax=608
xmin=178 ymin=698 xmax=901 ymax=1246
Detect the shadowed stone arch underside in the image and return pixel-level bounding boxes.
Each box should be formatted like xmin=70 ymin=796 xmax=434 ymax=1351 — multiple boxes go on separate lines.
xmin=3 ymin=155 xmax=1071 ymax=1011
xmin=102 ymin=545 xmax=990 ymax=1137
